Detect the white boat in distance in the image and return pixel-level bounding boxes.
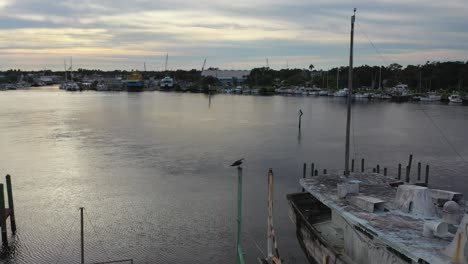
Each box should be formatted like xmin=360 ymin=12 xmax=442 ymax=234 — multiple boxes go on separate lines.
xmin=448 ymin=94 xmax=462 ymax=103
xmin=353 ymin=92 xmax=370 ymax=99
xmin=334 ymin=88 xmax=348 ymax=97
xmin=420 ymin=92 xmax=441 ymax=102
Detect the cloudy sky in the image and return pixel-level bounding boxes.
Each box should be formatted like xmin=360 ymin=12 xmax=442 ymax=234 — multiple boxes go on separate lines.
xmin=0 ymin=0 xmax=467 ymax=70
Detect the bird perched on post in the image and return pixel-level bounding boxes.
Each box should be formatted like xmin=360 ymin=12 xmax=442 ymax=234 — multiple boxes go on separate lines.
xmin=231 ymin=158 xmax=244 ymax=167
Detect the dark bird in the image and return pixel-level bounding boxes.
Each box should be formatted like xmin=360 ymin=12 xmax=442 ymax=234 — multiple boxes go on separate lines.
xmin=230 ymin=158 xmax=244 ymax=167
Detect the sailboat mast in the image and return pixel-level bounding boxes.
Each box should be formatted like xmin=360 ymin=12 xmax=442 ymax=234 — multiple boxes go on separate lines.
xmin=379 ymin=66 xmax=382 ymax=89
xmin=337 ymin=68 xmax=339 ymax=90
xmin=344 ymin=8 xmax=356 ymax=176
xmin=165 ymin=54 xmax=168 ymax=72
xmin=64 ymin=60 xmax=67 ymax=82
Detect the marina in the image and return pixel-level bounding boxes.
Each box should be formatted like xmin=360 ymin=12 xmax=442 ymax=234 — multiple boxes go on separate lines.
xmin=0 ymin=88 xmax=467 ymax=263
xmin=0 ymin=1 xmax=467 ymax=263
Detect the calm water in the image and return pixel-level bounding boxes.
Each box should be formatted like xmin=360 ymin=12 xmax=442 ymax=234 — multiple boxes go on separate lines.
xmin=0 ymin=86 xmax=467 ymax=263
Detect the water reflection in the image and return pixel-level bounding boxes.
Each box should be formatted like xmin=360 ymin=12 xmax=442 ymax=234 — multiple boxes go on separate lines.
xmin=0 ymin=88 xmax=467 ymax=263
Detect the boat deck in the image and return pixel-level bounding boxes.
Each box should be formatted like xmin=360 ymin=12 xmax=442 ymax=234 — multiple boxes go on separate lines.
xmin=300 ymin=172 xmax=458 ymax=264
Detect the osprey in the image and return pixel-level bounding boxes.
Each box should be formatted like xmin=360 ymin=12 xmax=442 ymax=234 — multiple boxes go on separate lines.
xmin=230 ymin=158 xmax=244 ymax=167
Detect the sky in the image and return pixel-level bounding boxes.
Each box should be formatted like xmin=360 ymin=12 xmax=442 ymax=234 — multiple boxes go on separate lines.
xmin=0 ymin=0 xmax=467 ymax=71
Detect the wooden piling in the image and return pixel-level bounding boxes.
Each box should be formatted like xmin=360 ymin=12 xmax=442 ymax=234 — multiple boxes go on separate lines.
xmin=351 ymin=159 xmax=355 ymax=172
xmin=361 ymin=158 xmax=365 ymax=172
xmin=6 ymin=175 xmax=16 ymax=233
xmin=417 ymin=162 xmax=421 ymax=181
xmin=425 ymin=165 xmax=430 ymax=186
xmin=405 ymin=166 xmax=410 ymax=183
xmin=311 ymin=163 xmax=315 ymax=177
xmin=376 ymin=165 xmax=380 ymax=174
xmin=384 ymin=167 xmax=387 ymax=176
xmin=80 ymin=207 xmax=84 ymax=264
xmin=372 ymin=168 xmax=376 ymax=173
xmin=406 ymin=154 xmax=413 ymax=180
xmin=303 ymin=163 xmax=306 ymax=178
xmin=302 ymin=163 xmax=306 ymax=192
xmin=323 ymin=169 xmax=327 ymax=175
xmin=314 ymin=170 xmax=318 ymax=176
xmin=298 ymin=109 xmax=303 ymax=129
xmin=0 ymin=184 xmax=7 ymax=246
xmin=397 ymin=164 xmax=401 ymax=180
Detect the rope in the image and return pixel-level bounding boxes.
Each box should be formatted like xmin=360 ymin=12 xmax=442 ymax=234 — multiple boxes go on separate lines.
xmin=85 ymin=210 xmax=113 ymax=262
xmin=418 ymin=104 xmax=468 ymax=164
xmin=55 ymin=209 xmax=79 ymax=264
xmin=242 ymin=229 xmax=266 ymax=259
xmin=356 ymin=22 xmax=390 ymax=67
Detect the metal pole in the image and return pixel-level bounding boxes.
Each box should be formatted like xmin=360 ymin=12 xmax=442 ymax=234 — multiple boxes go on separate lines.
xmin=80 ymin=207 xmax=84 ymax=264
xmin=236 ymin=167 xmax=244 ymax=264
xmin=267 ymin=169 xmax=274 ymax=260
xmin=344 ymin=9 xmax=356 ymax=176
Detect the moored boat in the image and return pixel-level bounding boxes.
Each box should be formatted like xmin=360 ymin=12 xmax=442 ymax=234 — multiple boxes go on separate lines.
xmin=420 ymin=92 xmax=441 ymax=102
xmin=448 ymin=94 xmax=462 ymax=103
xmin=288 ymin=172 xmax=467 ymax=264
xmin=334 ymin=88 xmax=348 ymax=97
xmin=160 ymin=76 xmax=174 ymax=90
xmin=127 ymin=72 xmax=143 ymax=92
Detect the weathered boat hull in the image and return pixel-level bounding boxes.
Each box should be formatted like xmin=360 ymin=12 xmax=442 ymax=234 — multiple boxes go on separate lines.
xmin=287 ymin=192 xmax=353 ymax=264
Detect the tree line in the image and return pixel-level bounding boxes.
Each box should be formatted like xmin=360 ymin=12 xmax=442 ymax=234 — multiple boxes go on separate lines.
xmin=2 ymin=61 xmax=468 ymax=92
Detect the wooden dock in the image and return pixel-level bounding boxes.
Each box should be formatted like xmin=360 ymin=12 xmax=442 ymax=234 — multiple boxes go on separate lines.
xmin=0 ymin=174 xmax=17 ymax=246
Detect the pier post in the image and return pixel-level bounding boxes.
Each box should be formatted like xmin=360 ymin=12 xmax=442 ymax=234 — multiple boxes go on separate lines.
xmin=314 ymin=170 xmax=318 ymax=176
xmin=298 ymin=109 xmax=303 ymax=129
xmin=405 ymin=166 xmax=410 ymax=183
xmin=0 ymin=184 xmax=7 ymax=246
xmin=80 ymin=207 xmax=84 ymax=264
xmin=311 ymin=163 xmax=315 ymax=177
xmin=406 ymin=154 xmax=413 ymax=180
xmin=376 ymin=165 xmax=380 ymax=174
xmin=323 ymin=169 xmax=327 ymax=175
xmin=425 ymin=165 xmax=430 ymax=186
xmin=372 ymin=168 xmax=376 ymax=173
xmin=6 ymin=175 xmax=16 ymax=233
xmin=361 ymin=159 xmax=365 ymax=172
xmin=384 ymin=168 xmax=387 ymax=176
xmin=398 ymin=164 xmax=401 ymax=180
xmin=351 ymin=159 xmax=355 ymax=172
xmin=302 ymin=163 xmax=306 ymax=192
xmin=417 ymin=162 xmax=421 ymax=181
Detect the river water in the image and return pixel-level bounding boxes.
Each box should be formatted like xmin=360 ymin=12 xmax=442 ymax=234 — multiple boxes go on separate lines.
xmin=0 ymin=86 xmax=467 ymax=263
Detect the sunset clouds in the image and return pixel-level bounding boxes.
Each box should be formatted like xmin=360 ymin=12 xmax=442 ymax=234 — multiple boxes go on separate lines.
xmin=0 ymin=0 xmax=467 ymax=70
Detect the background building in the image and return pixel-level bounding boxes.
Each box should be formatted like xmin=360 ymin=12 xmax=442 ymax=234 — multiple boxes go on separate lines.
xmin=201 ymin=69 xmax=250 ymax=85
